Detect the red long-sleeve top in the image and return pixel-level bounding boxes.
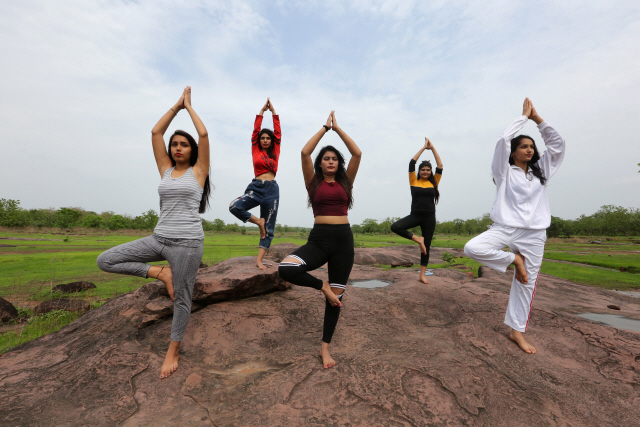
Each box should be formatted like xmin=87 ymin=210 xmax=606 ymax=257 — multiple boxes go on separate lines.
xmin=251 ymin=114 xmax=281 ymax=177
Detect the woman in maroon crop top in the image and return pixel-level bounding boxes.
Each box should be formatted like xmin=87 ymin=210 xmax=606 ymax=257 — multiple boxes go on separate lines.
xmin=279 ymin=111 xmax=361 ymax=369
xmin=229 ymin=98 xmax=282 ymax=269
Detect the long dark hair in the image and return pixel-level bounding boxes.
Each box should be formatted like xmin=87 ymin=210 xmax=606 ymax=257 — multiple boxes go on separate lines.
xmin=509 ymin=135 xmax=546 ymax=185
xmin=416 ymin=160 xmax=440 ymax=205
xmin=259 ymin=128 xmax=278 ymax=160
xmin=307 ymin=145 xmax=354 ymax=209
xmin=167 ymin=130 xmax=212 ymax=213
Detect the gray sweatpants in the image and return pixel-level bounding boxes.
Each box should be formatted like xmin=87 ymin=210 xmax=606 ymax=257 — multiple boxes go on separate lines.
xmin=97 ymin=234 xmax=204 ymax=342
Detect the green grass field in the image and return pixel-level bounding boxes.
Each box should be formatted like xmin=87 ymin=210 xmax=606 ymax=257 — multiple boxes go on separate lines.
xmin=542 ymin=252 xmax=639 ymax=271
xmin=1 ymin=229 xmax=638 ymax=354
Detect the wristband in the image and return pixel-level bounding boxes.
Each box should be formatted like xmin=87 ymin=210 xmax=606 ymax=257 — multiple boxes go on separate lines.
xmin=323 ymin=125 xmax=330 ymax=132
xmin=170 ymin=108 xmax=177 ymax=115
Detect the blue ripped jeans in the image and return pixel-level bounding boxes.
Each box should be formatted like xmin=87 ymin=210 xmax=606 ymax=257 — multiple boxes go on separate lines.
xmin=229 ymin=179 xmax=279 ymax=249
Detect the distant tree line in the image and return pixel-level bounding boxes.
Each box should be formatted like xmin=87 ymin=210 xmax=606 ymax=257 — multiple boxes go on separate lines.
xmin=0 ymin=199 xmax=160 ymax=230
xmin=349 ymin=214 xmax=494 ymax=236
xmin=0 ymin=199 xmax=310 ymax=234
xmin=546 ymin=205 xmax=640 ymax=237
xmin=201 ymin=218 xmax=310 ymax=234
xmin=349 ymin=205 xmax=640 ymax=237
xmin=1 ymin=199 xmax=638 ymax=237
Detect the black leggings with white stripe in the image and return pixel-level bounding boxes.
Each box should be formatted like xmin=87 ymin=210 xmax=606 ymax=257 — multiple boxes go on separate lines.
xmin=278 ymin=223 xmax=354 ymax=343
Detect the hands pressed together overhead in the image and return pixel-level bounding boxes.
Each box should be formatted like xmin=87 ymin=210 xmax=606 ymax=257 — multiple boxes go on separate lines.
xmin=324 ymin=111 xmax=340 ymax=131
xmin=424 ymin=137 xmax=433 ymax=150
xmin=260 ymin=97 xmax=276 ymax=115
xmin=522 ymin=97 xmax=544 ymax=125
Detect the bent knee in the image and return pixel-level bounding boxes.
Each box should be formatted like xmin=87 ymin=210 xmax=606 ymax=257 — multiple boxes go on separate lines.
xmin=463 ymin=241 xmax=482 ymax=259
xmin=96 ymin=252 xmax=111 ymax=272
xmin=278 ymin=256 xmax=303 ymax=279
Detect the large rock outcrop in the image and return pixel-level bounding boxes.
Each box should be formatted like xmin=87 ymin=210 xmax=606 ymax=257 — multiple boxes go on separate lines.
xmin=1 ymin=249 xmax=639 ymax=426
xmin=122 ymin=256 xmax=290 ymax=328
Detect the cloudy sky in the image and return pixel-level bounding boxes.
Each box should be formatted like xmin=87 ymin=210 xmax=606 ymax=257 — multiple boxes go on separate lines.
xmin=1 ymin=1 xmax=639 ymax=227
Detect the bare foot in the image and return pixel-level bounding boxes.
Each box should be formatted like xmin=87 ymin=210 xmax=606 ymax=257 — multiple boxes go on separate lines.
xmin=419 ymin=274 xmax=429 ymax=284
xmin=320 ymin=342 xmax=336 ymax=369
xmin=513 ymin=253 xmax=527 ymax=284
xmin=256 ymin=261 xmax=272 ymax=270
xmin=509 ymin=330 xmax=536 ymax=354
xmin=256 ymin=218 xmax=266 ymax=239
xmin=157 ymin=266 xmax=174 ymax=301
xmin=321 ymin=281 xmax=342 ymax=307
xmin=160 ymin=341 xmax=180 ymax=379
xmin=412 ymin=235 xmax=427 ymax=255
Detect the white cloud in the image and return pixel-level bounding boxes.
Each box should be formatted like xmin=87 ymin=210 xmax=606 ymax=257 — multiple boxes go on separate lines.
xmin=0 ymin=0 xmax=639 ymax=229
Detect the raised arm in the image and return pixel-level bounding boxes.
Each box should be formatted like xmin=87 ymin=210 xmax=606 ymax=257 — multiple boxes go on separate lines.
xmin=258 ymin=98 xmax=269 ymax=116
xmin=412 ymin=140 xmax=428 ymax=162
xmin=251 ymin=99 xmax=269 ymax=144
xmin=531 ymin=102 xmax=565 ymax=181
xmin=425 ymin=138 xmax=443 ymax=169
xmin=301 ymin=112 xmax=332 ymax=187
xmin=331 ymin=112 xmax=362 ymax=184
xmin=151 ymin=89 xmax=185 ymax=176
xmin=183 ymin=87 xmax=209 ymax=187
xmin=268 ymin=99 xmax=281 ymax=144
xmin=492 ymin=98 xmax=531 ymax=186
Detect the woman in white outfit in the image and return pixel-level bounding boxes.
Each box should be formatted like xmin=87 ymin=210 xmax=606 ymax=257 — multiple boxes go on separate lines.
xmin=464 ymin=98 xmax=565 ymax=354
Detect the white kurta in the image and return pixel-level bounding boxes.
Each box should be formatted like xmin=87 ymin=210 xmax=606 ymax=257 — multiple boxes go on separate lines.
xmin=465 ymin=116 xmax=565 ymax=332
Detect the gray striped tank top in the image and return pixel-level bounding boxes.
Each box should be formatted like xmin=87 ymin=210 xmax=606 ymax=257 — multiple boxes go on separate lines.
xmin=154 ymin=167 xmax=204 ymax=239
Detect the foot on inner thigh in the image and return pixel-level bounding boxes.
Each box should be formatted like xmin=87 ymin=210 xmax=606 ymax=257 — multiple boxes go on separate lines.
xmin=160 ymin=342 xmax=180 ymax=379
xmin=157 ymin=266 xmax=174 ymax=301
xmin=509 ymin=330 xmax=536 ymax=354
xmin=321 ymin=281 xmax=342 ymax=307
xmin=513 ymin=253 xmax=528 ymax=284
xmin=320 ymin=342 xmax=336 ymax=369
xmin=412 ymin=235 xmax=427 ymax=255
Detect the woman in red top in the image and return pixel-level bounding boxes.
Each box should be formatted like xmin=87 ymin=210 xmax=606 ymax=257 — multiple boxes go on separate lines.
xmin=229 ymin=98 xmax=281 ymax=269
xmin=278 ymin=111 xmax=362 ymax=369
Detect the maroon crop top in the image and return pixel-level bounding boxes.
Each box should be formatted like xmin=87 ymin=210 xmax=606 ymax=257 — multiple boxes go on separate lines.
xmin=311 ymin=180 xmax=349 ymax=217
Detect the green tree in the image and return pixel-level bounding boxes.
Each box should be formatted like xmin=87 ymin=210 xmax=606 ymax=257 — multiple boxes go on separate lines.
xmin=133 ymin=210 xmax=158 ymax=230
xmin=81 ymin=214 xmax=105 ymax=228
xmin=226 ymin=223 xmax=241 ymax=233
xmin=361 ymin=218 xmax=381 ymax=234
xmin=55 ymin=208 xmax=82 ymax=229
xmin=0 ymin=199 xmax=29 ymax=227
xmin=453 ymin=218 xmax=464 ymax=234
xmin=212 ymin=218 xmax=225 ymax=232
xmin=106 ymin=214 xmax=129 ymax=230
xmin=27 ymin=209 xmax=57 ymax=228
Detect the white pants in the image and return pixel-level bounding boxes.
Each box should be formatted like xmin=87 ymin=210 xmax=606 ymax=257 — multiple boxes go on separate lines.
xmin=464 ymin=224 xmax=546 ymax=332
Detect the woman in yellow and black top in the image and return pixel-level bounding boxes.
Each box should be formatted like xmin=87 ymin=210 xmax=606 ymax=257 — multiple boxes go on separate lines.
xmin=391 ymin=138 xmax=443 ymax=283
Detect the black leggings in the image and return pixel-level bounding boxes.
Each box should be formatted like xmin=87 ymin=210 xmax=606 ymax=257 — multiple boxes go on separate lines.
xmin=390 ymin=212 xmax=436 ymax=266
xmin=278 ymin=224 xmax=354 ymax=344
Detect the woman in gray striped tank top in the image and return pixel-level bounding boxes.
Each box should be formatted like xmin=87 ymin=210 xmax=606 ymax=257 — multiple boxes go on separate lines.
xmin=97 ymin=87 xmax=211 ymax=379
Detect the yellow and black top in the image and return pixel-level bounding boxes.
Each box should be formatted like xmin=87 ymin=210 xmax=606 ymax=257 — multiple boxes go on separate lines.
xmin=408 ymin=159 xmax=442 ymax=213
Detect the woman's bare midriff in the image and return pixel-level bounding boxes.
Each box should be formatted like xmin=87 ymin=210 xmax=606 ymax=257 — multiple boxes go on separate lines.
xmin=314 ymin=215 xmax=349 ymax=225
xmin=255 ymin=172 xmax=275 ymax=181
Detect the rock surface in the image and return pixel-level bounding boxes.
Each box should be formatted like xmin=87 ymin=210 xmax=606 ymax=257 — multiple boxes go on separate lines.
xmin=33 ymin=299 xmax=90 ymax=315
xmin=0 ymin=297 xmax=18 ymax=323
xmin=123 ymin=256 xmax=291 ymax=329
xmin=1 ymin=248 xmax=640 ymax=426
xmin=52 ymin=281 xmax=96 ymax=293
